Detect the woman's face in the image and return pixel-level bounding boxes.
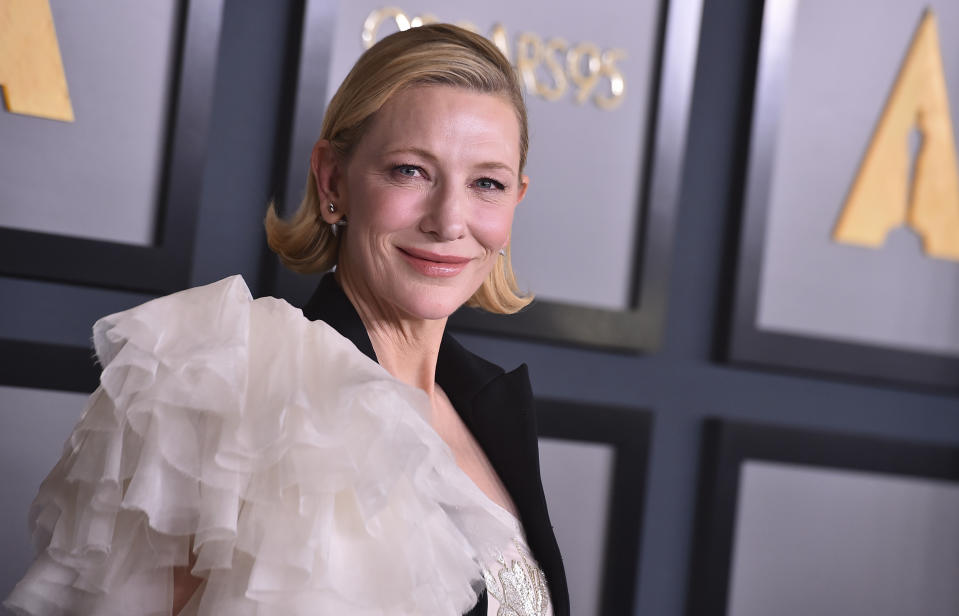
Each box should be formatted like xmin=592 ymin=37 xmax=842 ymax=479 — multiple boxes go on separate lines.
xmin=328 ymin=85 xmax=528 ymax=322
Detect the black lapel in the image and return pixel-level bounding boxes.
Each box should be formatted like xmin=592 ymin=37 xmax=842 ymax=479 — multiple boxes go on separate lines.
xmin=420 ymin=331 xmax=570 ymax=615
xmin=455 ymin=361 xmax=570 ymax=616
xmin=300 ymin=274 xmax=569 ymax=615
xmin=301 ymin=274 xmax=377 ymax=362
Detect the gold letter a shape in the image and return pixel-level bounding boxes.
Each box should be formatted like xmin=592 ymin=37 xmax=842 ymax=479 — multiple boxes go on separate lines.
xmin=833 ymin=10 xmax=959 ymax=261
xmin=0 ymin=0 xmax=74 ymax=122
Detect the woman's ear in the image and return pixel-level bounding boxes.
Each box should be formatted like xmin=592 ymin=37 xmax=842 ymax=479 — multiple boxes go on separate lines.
xmin=517 ymin=174 xmax=530 ymax=204
xmin=311 ymin=140 xmax=346 ymax=225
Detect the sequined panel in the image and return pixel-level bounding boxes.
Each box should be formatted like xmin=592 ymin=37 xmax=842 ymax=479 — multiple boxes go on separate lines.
xmin=483 ymin=540 xmax=551 ymax=616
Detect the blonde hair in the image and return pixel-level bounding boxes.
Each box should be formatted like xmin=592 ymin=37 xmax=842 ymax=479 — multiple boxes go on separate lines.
xmin=264 ymin=23 xmax=532 ymax=313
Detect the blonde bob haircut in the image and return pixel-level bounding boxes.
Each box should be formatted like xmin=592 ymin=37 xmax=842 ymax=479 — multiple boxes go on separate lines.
xmin=264 ymin=23 xmax=532 ymax=314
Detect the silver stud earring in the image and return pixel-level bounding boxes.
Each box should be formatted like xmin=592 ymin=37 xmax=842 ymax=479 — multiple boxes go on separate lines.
xmin=499 ymin=248 xmax=506 ymax=257
xmin=330 ymin=201 xmax=347 ymax=236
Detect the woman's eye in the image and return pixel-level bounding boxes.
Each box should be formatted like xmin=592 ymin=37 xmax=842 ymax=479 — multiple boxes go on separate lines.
xmin=394 ymin=165 xmax=421 ymax=178
xmin=475 ymin=177 xmax=506 ymax=190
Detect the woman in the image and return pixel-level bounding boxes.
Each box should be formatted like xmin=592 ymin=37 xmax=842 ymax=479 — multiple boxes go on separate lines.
xmin=5 ymin=24 xmax=568 ymax=616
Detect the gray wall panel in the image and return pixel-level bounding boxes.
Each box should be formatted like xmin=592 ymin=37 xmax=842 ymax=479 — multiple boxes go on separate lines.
xmin=728 ymin=462 xmax=959 ymax=616
xmin=0 ymin=386 xmax=88 ymax=602
xmin=0 ymin=0 xmax=179 ymax=246
xmin=757 ymin=0 xmax=959 ymax=354
xmin=539 ymin=438 xmax=615 ymax=615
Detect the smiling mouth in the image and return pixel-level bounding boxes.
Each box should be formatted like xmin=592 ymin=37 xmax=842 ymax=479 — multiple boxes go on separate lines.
xmin=398 ymin=247 xmax=471 ymax=277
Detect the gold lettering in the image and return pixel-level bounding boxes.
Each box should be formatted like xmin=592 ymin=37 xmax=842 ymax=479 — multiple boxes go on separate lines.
xmin=0 ymin=0 xmax=74 ymax=122
xmin=515 ymin=33 xmax=543 ymax=97
xmin=411 ymin=13 xmax=439 ymax=28
xmin=567 ymin=42 xmax=602 ymax=105
xmin=834 ymin=10 xmax=959 ymax=261
xmin=362 ymin=7 xmax=411 ymax=49
xmin=489 ymin=23 xmax=510 ymax=62
xmin=595 ymin=49 xmax=627 ymax=110
xmin=515 ymin=34 xmax=567 ymax=101
xmin=358 ymin=8 xmax=627 ymax=111
xmin=537 ymin=38 xmax=568 ymax=101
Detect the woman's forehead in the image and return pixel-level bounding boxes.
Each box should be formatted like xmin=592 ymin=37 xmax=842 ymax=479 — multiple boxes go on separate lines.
xmin=360 ymin=86 xmax=521 ymax=166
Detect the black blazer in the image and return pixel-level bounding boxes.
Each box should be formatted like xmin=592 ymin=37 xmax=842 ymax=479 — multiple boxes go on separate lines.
xmin=302 ymin=275 xmax=569 ymax=616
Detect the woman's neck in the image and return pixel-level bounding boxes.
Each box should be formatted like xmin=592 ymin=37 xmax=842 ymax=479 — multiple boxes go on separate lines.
xmin=335 ymin=269 xmax=446 ymax=397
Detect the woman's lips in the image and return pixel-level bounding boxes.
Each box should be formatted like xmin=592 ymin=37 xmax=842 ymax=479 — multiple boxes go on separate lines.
xmin=398 ymin=247 xmax=471 ymax=277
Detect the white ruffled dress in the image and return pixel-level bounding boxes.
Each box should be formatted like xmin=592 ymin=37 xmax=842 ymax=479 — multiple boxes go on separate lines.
xmin=2 ymin=276 xmax=544 ymax=616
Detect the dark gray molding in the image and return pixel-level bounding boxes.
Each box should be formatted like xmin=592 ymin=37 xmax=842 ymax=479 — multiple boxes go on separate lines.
xmin=536 ymin=398 xmax=653 ymax=616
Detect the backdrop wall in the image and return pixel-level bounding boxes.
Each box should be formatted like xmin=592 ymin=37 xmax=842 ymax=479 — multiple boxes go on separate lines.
xmin=2 ymin=1 xmax=958 ymax=615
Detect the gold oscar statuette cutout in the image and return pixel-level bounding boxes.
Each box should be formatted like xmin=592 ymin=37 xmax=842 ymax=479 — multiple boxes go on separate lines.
xmin=0 ymin=0 xmax=74 ymax=122
xmin=833 ymin=9 xmax=959 ymax=261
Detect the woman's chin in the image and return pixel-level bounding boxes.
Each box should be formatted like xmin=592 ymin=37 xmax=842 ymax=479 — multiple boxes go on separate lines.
xmin=403 ymin=298 xmax=467 ymax=322
xmin=396 ymin=285 xmax=477 ymax=322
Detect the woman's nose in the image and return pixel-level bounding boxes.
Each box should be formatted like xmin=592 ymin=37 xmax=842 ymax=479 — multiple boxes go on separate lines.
xmin=420 ymin=184 xmax=466 ymax=241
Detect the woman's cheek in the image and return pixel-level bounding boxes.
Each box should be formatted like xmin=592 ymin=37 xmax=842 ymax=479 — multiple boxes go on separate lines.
xmin=476 ymin=207 xmax=516 ymax=249
xmin=360 ymin=194 xmax=421 ymax=233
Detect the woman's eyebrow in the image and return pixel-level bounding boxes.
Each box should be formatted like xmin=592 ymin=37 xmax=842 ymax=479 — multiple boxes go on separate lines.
xmin=383 ymin=146 xmax=515 ymax=176
xmin=474 ymin=161 xmax=515 ymax=176
xmin=382 ymin=146 xmax=438 ymax=163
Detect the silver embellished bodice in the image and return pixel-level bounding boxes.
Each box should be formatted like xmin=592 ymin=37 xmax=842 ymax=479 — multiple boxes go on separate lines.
xmin=481 ymin=536 xmax=553 ymax=616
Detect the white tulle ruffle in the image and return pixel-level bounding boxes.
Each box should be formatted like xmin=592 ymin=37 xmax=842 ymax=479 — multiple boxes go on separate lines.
xmin=4 ymin=276 xmax=514 ymax=615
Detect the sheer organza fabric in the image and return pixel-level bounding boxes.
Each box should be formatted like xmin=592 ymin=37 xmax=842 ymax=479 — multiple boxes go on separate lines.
xmin=4 ymin=276 xmax=514 ymax=616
